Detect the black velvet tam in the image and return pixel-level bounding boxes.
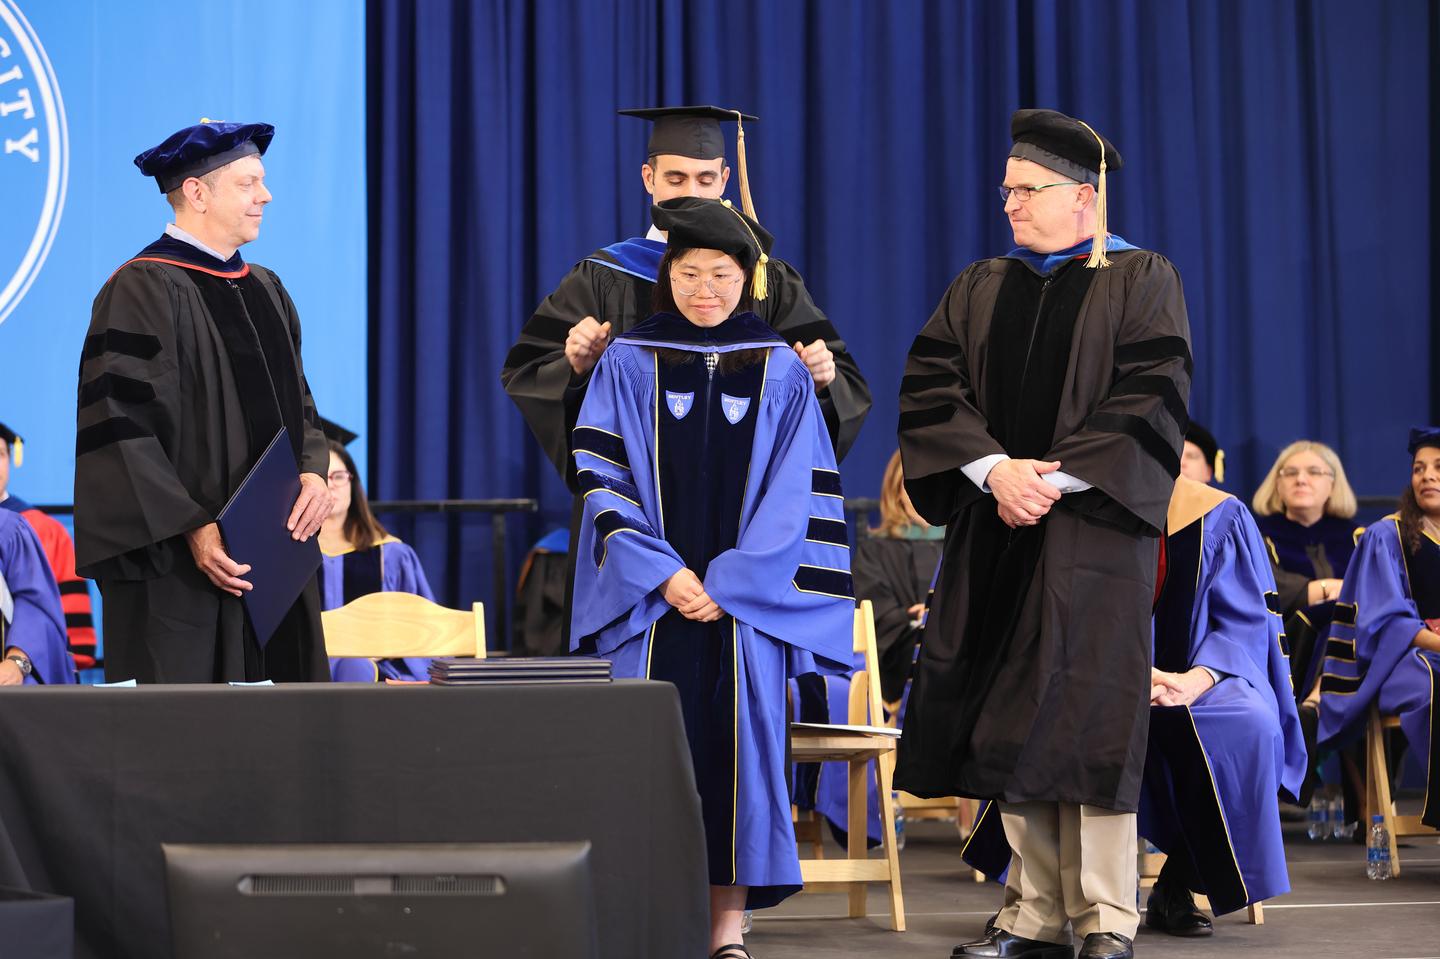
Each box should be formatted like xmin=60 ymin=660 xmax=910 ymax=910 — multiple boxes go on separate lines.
xmin=133 ymin=120 xmax=274 ymax=193
xmin=618 ymin=105 xmax=756 ymax=160
xmin=1009 ymin=108 xmax=1121 ymax=185
xmin=651 ymin=197 xmax=772 ymax=270
xmin=1186 ymin=421 xmax=1219 ymax=468
xmin=1409 ymin=426 xmax=1440 ymax=455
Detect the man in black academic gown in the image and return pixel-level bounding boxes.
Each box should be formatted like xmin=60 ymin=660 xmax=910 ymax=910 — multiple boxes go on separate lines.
xmin=897 ymin=110 xmax=1191 ymax=959
xmin=74 ymin=121 xmax=333 ymax=684
xmin=501 ymin=105 xmax=870 ymax=471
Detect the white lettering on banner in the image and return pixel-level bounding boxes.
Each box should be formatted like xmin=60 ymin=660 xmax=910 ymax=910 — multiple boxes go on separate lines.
xmin=0 ymin=63 xmax=18 ymax=83
xmin=0 ymin=85 xmax=32 ymax=118
xmin=0 ymin=34 xmax=9 ymax=57
xmin=5 ymin=125 xmax=36 ymax=160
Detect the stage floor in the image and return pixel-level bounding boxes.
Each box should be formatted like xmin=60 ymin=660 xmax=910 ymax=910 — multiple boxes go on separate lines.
xmin=751 ymin=812 xmax=1440 ymax=958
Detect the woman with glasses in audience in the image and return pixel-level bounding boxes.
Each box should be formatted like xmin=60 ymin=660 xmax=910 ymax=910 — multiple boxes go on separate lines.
xmin=318 ymin=438 xmax=436 ymax=682
xmin=1316 ymin=428 xmax=1440 ymax=831
xmin=1252 ymin=441 xmax=1362 ymax=693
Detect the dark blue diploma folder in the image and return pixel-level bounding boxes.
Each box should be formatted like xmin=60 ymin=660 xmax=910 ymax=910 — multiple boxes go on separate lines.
xmin=217 ymin=428 xmax=321 ymax=648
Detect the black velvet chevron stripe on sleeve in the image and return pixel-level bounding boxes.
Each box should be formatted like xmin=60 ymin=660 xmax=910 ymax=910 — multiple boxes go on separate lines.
xmin=81 ymin=329 xmax=162 ymax=362
xmin=572 ymin=426 xmax=630 ymax=469
xmin=1114 ymin=335 xmax=1194 ymax=376
xmin=577 ymin=468 xmax=642 ymax=505
xmin=1085 ymin=411 xmax=1181 ymax=476
xmin=805 ymin=517 xmax=849 ymax=547
xmin=908 ymin=334 xmax=958 ymax=361
xmin=898 ymin=404 xmax=956 ymax=433
xmin=1108 ymin=374 xmax=1188 ymax=432
xmin=811 ymin=468 xmax=843 ymax=497
xmin=793 ymin=564 xmax=854 ymax=599
xmin=75 ymin=416 xmax=151 ymax=456
xmin=592 ymin=508 xmax=659 ymax=567
xmin=78 ymin=372 xmax=157 ymax=408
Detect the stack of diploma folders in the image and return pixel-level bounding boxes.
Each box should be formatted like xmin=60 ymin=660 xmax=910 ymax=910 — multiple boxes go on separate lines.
xmin=427 ymin=657 xmax=612 ymax=686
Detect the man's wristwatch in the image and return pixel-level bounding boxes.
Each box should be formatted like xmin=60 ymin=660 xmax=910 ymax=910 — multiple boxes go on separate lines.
xmin=6 ymin=654 xmax=32 ymax=677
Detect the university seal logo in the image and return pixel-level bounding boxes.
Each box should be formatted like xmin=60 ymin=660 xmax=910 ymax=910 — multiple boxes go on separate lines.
xmin=0 ymin=0 xmax=67 ymax=326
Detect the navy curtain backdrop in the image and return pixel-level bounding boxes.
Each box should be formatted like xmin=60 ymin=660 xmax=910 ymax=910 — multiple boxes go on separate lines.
xmin=368 ymin=0 xmax=1431 ymax=634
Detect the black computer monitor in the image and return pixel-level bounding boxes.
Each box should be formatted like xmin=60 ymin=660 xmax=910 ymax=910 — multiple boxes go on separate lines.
xmin=163 ymin=841 xmax=597 ymax=958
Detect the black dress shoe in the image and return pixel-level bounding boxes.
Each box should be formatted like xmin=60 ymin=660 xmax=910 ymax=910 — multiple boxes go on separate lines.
xmin=1078 ymin=932 xmax=1133 ymax=959
xmin=1145 ymin=879 xmax=1214 ymax=937
xmin=952 ymin=929 xmax=1074 ymax=959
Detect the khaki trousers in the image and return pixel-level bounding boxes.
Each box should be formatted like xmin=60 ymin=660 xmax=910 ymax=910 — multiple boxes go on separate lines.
xmin=996 ymin=801 xmax=1139 ymax=942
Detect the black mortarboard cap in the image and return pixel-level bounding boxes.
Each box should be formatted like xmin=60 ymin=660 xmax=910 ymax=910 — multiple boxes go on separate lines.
xmin=652 ymin=197 xmax=774 ymax=299
xmin=1010 ymin=108 xmax=1122 ymax=270
xmin=133 ymin=119 xmax=275 ymax=193
xmin=1185 ymin=422 xmax=1224 ymax=481
xmin=618 ymin=105 xmax=756 ymax=160
xmin=0 ymin=422 xmax=22 ymax=467
xmin=1408 ymin=426 xmax=1440 ymax=456
xmin=1010 ymin=109 xmax=1122 ymax=184
xmin=319 ymin=416 xmax=359 ymax=447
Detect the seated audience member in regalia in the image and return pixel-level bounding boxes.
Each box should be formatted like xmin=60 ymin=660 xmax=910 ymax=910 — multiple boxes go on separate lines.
xmin=1251 ymin=440 xmax=1360 ymax=701
xmin=1179 ymin=422 xmax=1222 ymax=486
xmin=317 ymin=427 xmax=436 ymax=682
xmin=960 ymin=477 xmax=1305 ymax=938
xmin=569 ymin=196 xmax=853 ymax=959
xmin=0 ymin=423 xmax=97 ymax=669
xmin=1316 ymin=428 xmax=1440 ymax=831
xmin=0 ymin=508 xmax=77 ymax=686
xmin=792 ymin=450 xmax=941 ymax=845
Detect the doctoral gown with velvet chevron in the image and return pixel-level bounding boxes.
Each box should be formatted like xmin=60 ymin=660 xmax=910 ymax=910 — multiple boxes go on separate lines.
xmin=569 ymin=311 xmax=853 ymax=908
xmin=897 ymin=241 xmax=1191 ymax=812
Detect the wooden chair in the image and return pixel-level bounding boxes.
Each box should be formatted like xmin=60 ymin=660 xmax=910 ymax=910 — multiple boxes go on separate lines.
xmin=1137 ymin=849 xmax=1263 ymax=924
xmin=322 ymin=592 xmax=487 ymax=663
xmin=1364 ymin=705 xmax=1439 ymax=877
xmin=789 ymin=600 xmax=906 ymax=931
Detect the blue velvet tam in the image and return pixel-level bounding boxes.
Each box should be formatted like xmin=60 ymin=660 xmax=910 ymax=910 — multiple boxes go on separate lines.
xmin=133 ymin=120 xmax=274 ymax=193
xmin=1408 ymin=426 xmax=1440 ymax=456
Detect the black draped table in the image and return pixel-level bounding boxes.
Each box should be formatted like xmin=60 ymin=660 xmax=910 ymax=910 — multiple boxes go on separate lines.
xmin=0 ymin=680 xmax=707 ymax=959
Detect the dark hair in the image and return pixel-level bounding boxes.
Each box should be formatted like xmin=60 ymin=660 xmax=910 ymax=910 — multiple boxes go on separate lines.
xmin=651 ymin=245 xmax=755 ymax=317
xmin=329 ymin=439 xmax=390 ymax=550
xmin=1399 ymin=482 xmax=1424 ymax=555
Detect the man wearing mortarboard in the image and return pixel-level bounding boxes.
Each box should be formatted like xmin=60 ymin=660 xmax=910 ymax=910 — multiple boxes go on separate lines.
xmin=501 ymin=106 xmax=871 ymax=472
xmin=0 ymin=422 xmax=97 ymax=669
xmin=74 ymin=121 xmax=333 ymax=684
xmin=896 ymin=109 xmax=1192 ymax=959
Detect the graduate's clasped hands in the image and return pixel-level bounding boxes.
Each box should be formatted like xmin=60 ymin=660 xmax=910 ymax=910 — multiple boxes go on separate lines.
xmin=662 ymin=568 xmax=725 ymax=622
xmin=1148 ymin=666 xmax=1215 ymax=708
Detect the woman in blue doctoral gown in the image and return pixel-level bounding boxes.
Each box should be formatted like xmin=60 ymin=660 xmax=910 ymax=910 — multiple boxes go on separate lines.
xmin=1317 ymin=428 xmax=1440 ymax=829
xmin=0 ymin=509 xmax=76 ymax=686
xmin=316 ymin=439 xmax=436 ymax=682
xmin=570 ymin=197 xmax=853 ymax=959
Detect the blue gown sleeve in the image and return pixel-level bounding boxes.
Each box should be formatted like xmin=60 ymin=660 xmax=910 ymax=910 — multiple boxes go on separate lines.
xmin=1189 ymin=501 xmax=1306 ymax=799
xmin=0 ymin=516 xmax=75 ymax=685
xmin=382 ymin=542 xmax=436 ymax=602
xmin=704 ymin=352 xmax=854 ymax=668
xmin=1317 ymin=519 xmax=1424 ymax=745
xmin=570 ymin=346 xmax=685 ymax=653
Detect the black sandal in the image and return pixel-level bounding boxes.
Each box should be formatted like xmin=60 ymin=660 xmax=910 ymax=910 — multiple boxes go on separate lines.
xmin=711 ymin=946 xmax=752 ymax=959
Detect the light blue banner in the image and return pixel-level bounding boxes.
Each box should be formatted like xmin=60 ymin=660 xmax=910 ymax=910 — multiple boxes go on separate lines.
xmin=0 ymin=0 xmax=367 ymax=506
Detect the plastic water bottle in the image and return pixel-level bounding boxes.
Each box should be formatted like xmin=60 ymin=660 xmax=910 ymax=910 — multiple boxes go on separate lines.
xmin=892 ymin=791 xmax=906 ymax=851
xmin=1328 ymin=791 xmax=1345 ymax=841
xmin=1367 ymin=815 xmax=1392 ymax=880
xmin=1306 ymin=794 xmax=1327 ymax=840
xmin=741 ymin=910 xmax=753 ymax=934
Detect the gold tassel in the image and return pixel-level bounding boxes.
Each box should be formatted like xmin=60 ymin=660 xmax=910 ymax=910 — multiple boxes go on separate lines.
xmin=721 ymin=198 xmax=770 ymax=301
xmin=1076 ymin=119 xmax=1110 ymax=269
xmin=734 ymin=110 xmax=758 ymax=222
xmin=1215 ymin=448 xmax=1226 ymax=484
xmin=10 ymin=437 xmax=20 ymax=468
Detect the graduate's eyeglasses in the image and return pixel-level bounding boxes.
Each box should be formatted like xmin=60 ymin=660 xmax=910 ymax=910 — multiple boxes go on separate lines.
xmin=1278 ymin=467 xmax=1333 ymax=481
xmin=327 ymin=470 xmax=353 ymax=487
xmin=997 ymin=182 xmax=1080 ymax=203
xmin=670 ymin=271 xmax=742 ymax=297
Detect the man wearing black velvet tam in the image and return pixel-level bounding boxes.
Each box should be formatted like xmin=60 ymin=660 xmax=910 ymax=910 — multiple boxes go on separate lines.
xmin=1180 ymin=422 xmax=1223 ymax=486
xmin=74 ymin=120 xmax=333 ymax=684
xmin=897 ymin=108 xmax=1192 ymax=959
xmin=501 ymin=105 xmax=870 ymax=469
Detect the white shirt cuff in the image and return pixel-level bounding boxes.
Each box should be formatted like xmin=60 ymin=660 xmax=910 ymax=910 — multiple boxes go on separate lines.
xmin=962 ymin=454 xmax=1010 ymax=493
xmin=1200 ymin=665 xmax=1225 ymax=684
xmin=1043 ymin=470 xmax=1093 ymax=493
